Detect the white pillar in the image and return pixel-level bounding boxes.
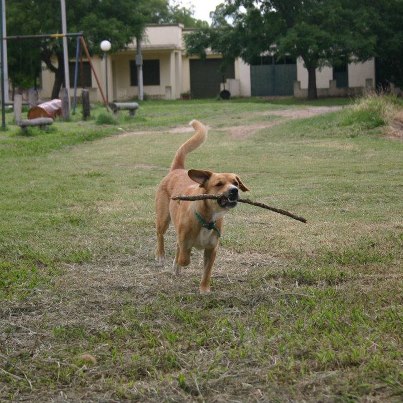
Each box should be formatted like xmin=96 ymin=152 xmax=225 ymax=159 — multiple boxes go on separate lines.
xmin=175 ymin=51 xmax=182 ymax=99
xmin=168 ymin=51 xmax=176 ymax=100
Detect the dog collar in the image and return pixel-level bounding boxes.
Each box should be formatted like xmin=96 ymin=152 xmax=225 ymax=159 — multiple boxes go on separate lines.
xmin=194 ymin=211 xmax=221 ymax=237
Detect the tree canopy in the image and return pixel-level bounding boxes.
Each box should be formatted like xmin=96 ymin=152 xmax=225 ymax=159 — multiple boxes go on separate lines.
xmin=371 ymin=0 xmax=403 ymax=89
xmin=186 ymin=0 xmax=380 ymax=99
xmin=6 ymin=0 xmax=205 ymax=97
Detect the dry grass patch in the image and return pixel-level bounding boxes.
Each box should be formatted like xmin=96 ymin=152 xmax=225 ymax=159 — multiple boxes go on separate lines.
xmin=0 ymin=97 xmax=402 ymax=401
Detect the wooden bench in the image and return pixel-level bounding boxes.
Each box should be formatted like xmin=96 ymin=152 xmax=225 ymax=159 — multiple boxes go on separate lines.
xmin=14 ymin=94 xmax=54 ymax=131
xmin=18 ymin=117 xmax=54 ymax=130
xmin=109 ymin=102 xmax=139 ymax=116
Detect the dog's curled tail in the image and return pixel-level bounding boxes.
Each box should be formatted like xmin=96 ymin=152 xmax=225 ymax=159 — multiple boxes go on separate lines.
xmin=170 ymin=119 xmax=207 ymax=171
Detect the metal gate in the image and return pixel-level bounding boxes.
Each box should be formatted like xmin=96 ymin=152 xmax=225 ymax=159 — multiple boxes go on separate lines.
xmin=190 ymin=59 xmax=235 ymax=98
xmin=251 ymin=64 xmax=297 ymax=96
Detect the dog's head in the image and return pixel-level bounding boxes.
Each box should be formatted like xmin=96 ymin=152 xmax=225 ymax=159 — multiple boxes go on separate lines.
xmin=188 ymin=169 xmax=249 ymax=209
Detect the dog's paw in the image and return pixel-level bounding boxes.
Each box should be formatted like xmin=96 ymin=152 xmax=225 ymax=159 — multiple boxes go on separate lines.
xmin=173 ymin=262 xmax=181 ymax=275
xmin=199 ymin=286 xmax=211 ymax=294
xmin=156 ymin=256 xmax=165 ymax=267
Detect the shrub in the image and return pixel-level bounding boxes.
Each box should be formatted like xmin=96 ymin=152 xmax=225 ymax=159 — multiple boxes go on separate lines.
xmin=340 ymin=92 xmax=400 ymax=130
xmin=96 ymin=112 xmax=117 ymax=125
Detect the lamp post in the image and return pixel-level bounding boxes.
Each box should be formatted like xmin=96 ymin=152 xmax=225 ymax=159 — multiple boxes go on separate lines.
xmin=0 ymin=0 xmax=6 ymax=129
xmin=100 ymin=40 xmax=111 ymax=105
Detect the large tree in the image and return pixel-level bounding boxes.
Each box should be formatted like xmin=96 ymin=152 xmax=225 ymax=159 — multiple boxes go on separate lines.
xmin=7 ymin=0 xmax=154 ymax=98
xmin=186 ymin=0 xmax=377 ymax=99
xmin=370 ymin=0 xmax=403 ymax=89
xmin=6 ymin=0 xmax=202 ymax=99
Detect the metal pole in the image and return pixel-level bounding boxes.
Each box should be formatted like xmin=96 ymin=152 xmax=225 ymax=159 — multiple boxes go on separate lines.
xmin=136 ymin=37 xmax=143 ymax=101
xmin=60 ymin=0 xmax=70 ymax=114
xmin=0 ymin=0 xmax=5 ymax=130
xmin=1 ymin=0 xmax=8 ymax=104
xmin=72 ymin=36 xmax=80 ymax=114
xmin=104 ymin=52 xmax=109 ymax=104
xmin=80 ymin=37 xmax=108 ymax=109
xmin=5 ymin=32 xmax=83 ymax=40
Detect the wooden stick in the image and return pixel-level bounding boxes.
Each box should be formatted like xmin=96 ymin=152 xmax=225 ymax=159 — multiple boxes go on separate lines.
xmin=171 ymin=194 xmax=307 ymax=223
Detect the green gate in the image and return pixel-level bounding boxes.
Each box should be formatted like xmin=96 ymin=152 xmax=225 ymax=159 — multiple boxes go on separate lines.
xmin=190 ymin=59 xmax=235 ymax=98
xmin=251 ymin=64 xmax=297 ymax=96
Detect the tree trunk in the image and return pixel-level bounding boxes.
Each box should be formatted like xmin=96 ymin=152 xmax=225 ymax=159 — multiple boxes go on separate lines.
xmin=51 ymin=53 xmax=65 ymax=99
xmin=307 ymin=66 xmax=318 ymax=100
xmin=41 ymin=49 xmax=65 ymax=100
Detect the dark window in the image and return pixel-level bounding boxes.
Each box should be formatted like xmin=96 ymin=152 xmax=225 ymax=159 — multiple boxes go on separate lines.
xmin=333 ymin=63 xmax=348 ymax=88
xmin=69 ymin=61 xmax=92 ymax=88
xmin=130 ymin=59 xmax=160 ymax=86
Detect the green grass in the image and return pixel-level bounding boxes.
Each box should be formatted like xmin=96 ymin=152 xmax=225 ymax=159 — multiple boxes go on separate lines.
xmin=0 ymin=96 xmax=402 ymax=401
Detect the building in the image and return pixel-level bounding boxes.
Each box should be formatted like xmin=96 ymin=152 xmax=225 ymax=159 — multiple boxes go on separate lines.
xmin=40 ymin=24 xmax=376 ymax=102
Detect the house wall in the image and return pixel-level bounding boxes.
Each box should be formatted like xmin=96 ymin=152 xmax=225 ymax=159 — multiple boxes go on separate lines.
xmin=182 ymin=58 xmax=191 ymax=95
xmin=112 ymin=51 xmax=175 ymax=100
xmin=235 ymin=59 xmax=251 ymax=97
xmin=295 ymin=57 xmax=376 ymax=98
xmin=348 ymin=60 xmax=375 ymax=88
xmin=38 ymin=24 xmax=379 ymax=102
xmin=297 ymin=59 xmax=333 ymax=89
xmin=40 ymin=58 xmax=102 ymax=102
xmin=140 ymin=24 xmax=183 ymax=50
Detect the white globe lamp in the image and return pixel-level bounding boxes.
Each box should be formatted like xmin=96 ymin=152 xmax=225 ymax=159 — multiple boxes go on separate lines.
xmin=100 ymin=40 xmax=111 ymax=104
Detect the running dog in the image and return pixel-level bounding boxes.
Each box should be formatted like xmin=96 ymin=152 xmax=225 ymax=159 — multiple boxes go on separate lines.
xmin=155 ymin=120 xmax=249 ymax=293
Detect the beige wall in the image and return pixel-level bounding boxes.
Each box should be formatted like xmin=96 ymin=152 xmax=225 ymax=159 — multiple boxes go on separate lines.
xmin=297 ymin=59 xmax=333 ymax=89
xmin=140 ymin=25 xmax=183 ymax=50
xmin=40 ymin=58 xmax=103 ymax=102
xmin=182 ymin=58 xmax=191 ymax=94
xmin=348 ymin=59 xmax=375 ymax=88
xmin=235 ymin=59 xmax=251 ymax=97
xmin=112 ymin=51 xmax=177 ymax=100
xmin=297 ymin=58 xmax=375 ymax=90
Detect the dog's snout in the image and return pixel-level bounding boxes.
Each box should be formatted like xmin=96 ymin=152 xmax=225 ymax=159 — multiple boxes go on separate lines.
xmin=228 ymin=187 xmax=239 ymax=200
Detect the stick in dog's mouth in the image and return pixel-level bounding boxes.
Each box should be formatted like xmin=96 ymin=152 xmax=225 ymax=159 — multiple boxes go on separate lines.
xmin=172 ymin=193 xmax=307 ymax=223
xmin=217 ymin=195 xmax=238 ymax=208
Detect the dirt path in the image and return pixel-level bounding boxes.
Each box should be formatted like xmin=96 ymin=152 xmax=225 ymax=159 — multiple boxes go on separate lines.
xmin=225 ymin=106 xmax=342 ymax=139
xmin=120 ymin=106 xmax=343 ymax=139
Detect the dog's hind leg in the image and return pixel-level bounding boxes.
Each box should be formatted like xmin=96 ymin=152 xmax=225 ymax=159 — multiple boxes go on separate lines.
xmin=155 ymin=194 xmax=170 ymax=266
xmin=173 ymin=244 xmax=181 ymax=275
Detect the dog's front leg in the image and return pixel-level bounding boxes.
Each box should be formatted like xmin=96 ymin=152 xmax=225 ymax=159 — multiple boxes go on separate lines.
xmin=200 ymin=247 xmax=217 ymax=294
xmin=173 ymin=242 xmax=191 ymax=275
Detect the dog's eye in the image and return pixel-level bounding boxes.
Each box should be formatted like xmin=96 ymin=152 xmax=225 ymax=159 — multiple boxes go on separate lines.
xmin=215 ymin=182 xmax=223 ymax=187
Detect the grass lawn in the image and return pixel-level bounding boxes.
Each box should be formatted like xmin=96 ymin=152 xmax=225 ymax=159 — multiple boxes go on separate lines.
xmin=0 ymin=96 xmax=402 ymax=401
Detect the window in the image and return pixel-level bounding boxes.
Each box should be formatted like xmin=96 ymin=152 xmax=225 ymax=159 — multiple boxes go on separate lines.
xmin=333 ymin=63 xmax=348 ymax=88
xmin=130 ymin=59 xmax=160 ymax=86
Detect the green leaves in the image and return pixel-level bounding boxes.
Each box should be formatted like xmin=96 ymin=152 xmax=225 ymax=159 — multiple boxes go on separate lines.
xmin=186 ymin=0 xmax=380 ymax=98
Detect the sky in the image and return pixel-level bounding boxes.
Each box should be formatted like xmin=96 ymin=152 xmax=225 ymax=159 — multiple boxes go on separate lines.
xmin=186 ymin=0 xmax=224 ymax=23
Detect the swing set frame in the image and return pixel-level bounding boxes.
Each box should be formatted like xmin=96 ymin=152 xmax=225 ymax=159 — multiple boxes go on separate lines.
xmin=0 ymin=31 xmax=108 ymax=129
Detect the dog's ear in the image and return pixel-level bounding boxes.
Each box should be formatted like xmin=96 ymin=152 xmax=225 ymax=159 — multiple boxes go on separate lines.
xmin=188 ymin=169 xmax=213 ymax=187
xmin=236 ymin=175 xmax=249 ymax=192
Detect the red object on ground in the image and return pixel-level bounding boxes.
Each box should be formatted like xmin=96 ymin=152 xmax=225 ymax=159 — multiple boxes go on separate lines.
xmin=28 ymin=99 xmax=62 ymax=119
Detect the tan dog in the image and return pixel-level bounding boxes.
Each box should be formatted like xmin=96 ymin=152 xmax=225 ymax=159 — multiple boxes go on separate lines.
xmin=155 ymin=120 xmax=249 ymax=293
